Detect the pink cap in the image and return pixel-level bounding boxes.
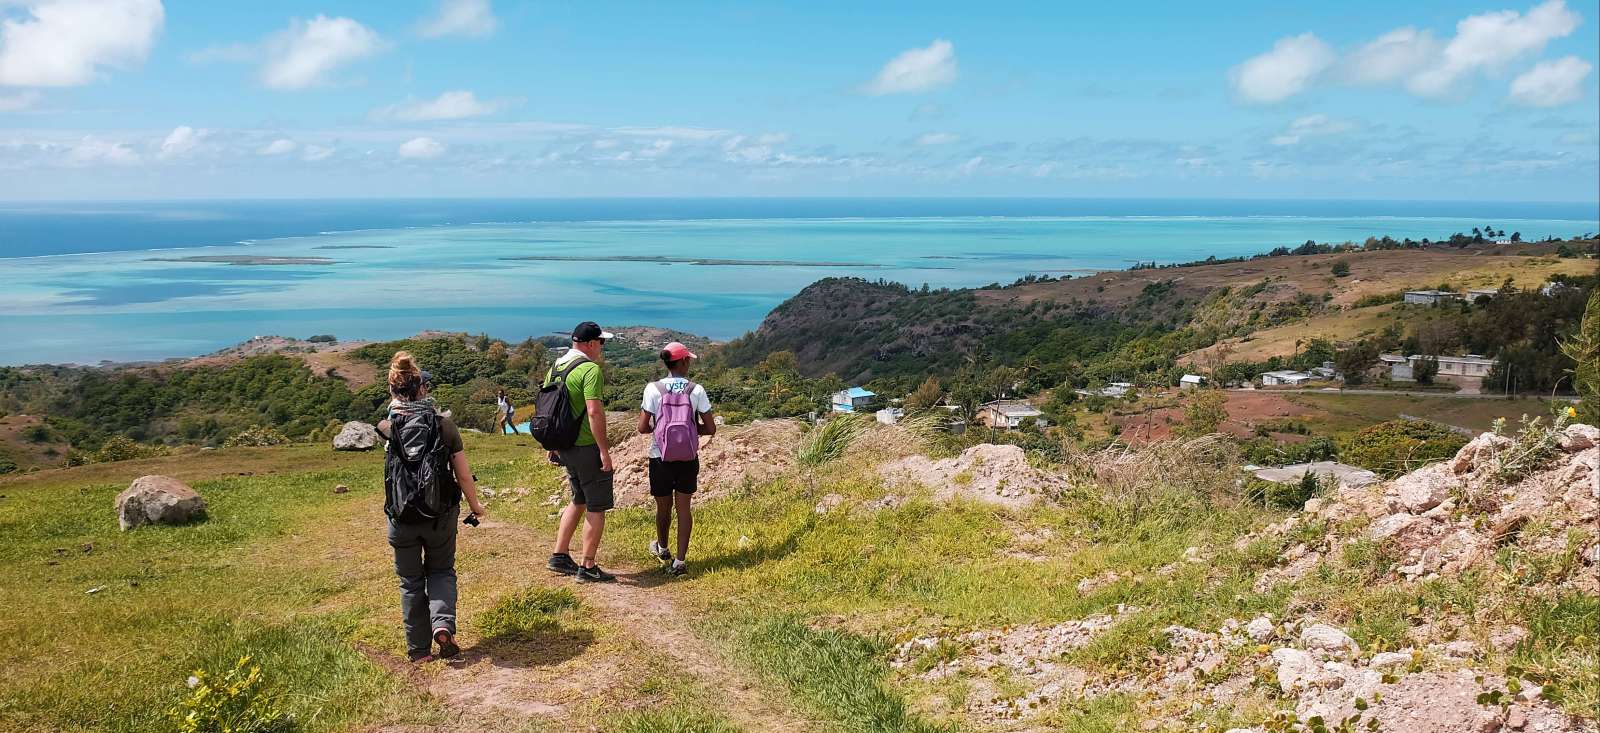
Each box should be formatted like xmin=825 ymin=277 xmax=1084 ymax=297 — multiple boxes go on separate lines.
xmin=663 ymin=341 xmax=698 ymax=361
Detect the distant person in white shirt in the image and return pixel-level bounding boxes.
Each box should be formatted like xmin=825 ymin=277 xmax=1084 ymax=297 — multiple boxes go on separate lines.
xmin=636 ymin=342 xmax=715 ymax=576
xmin=496 ymin=390 xmax=520 ymax=434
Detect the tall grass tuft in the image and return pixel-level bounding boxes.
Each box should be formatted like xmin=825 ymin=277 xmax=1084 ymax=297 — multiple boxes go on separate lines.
xmin=478 ymin=586 xmax=579 ymax=640
xmin=1063 ymin=434 xmax=1242 ymax=532
xmin=798 ymin=414 xmax=871 ymax=468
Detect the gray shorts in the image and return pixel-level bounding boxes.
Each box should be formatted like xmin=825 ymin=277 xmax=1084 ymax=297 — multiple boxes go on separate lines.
xmin=559 ymin=443 xmax=614 ymax=512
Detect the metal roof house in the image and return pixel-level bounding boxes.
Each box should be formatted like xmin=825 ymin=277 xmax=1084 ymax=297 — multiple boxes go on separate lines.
xmin=831 ymin=387 xmax=876 ymax=413
xmin=976 ymin=400 xmax=1045 ymax=430
xmin=1179 ymin=374 xmax=1205 ymax=389
xmin=1403 ymin=290 xmax=1463 ymax=305
xmin=1259 ymin=370 xmax=1313 ymax=386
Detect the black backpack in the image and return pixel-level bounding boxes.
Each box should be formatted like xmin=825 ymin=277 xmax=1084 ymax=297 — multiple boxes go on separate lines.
xmin=529 ymin=356 xmax=589 ymax=451
xmin=383 ymin=409 xmax=459 ymax=524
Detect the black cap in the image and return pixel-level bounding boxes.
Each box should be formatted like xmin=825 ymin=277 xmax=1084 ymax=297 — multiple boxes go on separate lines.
xmin=572 ymin=321 xmax=614 ymax=342
xmin=420 ymin=369 xmax=433 ymax=385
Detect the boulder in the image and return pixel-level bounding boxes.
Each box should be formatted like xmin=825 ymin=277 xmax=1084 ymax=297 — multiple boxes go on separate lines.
xmin=1558 ymin=423 xmax=1598 ymax=452
xmin=1449 ymin=433 xmax=1512 ymax=475
xmin=1369 ymin=650 xmax=1414 ymax=669
xmin=1271 ymin=647 xmax=1322 ymax=692
xmin=1367 ymin=512 xmax=1417 ymax=540
xmin=1300 ymin=623 xmax=1359 ymax=655
xmin=1391 ymin=463 xmax=1456 ymax=513
xmin=1245 ymin=616 xmax=1275 ymax=643
xmin=332 ymin=421 xmax=380 ymax=451
xmin=115 ymin=476 xmax=206 ymax=530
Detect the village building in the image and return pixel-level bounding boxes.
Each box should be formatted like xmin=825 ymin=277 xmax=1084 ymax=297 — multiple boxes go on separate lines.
xmin=976 ymin=400 xmax=1045 ymax=430
xmin=1252 ymin=461 xmax=1380 ymax=490
xmin=1259 ymin=370 xmax=1313 ymax=387
xmin=1179 ymin=374 xmax=1205 ymax=390
xmin=1403 ymin=289 xmax=1462 ymax=305
xmin=1380 ymin=354 xmax=1497 ymax=394
xmin=874 ymin=407 xmax=903 ymax=425
xmin=830 ymin=387 xmax=876 ymax=413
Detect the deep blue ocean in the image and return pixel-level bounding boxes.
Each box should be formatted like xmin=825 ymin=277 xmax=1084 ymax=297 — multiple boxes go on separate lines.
xmin=2 ymin=198 xmax=1596 ymax=365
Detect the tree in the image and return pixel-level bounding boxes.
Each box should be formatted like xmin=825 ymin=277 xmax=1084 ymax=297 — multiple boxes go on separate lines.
xmin=1413 ymin=355 xmax=1439 ymax=385
xmin=1335 ymin=340 xmax=1381 ymax=386
xmin=1176 ymin=389 xmax=1227 ymax=438
xmin=904 ymin=376 xmax=943 ymax=414
xmin=1510 ymin=231 xmax=1522 ymax=242
xmin=1331 ymin=260 xmax=1351 ymax=277
xmin=1562 ymin=287 xmax=1600 ymax=423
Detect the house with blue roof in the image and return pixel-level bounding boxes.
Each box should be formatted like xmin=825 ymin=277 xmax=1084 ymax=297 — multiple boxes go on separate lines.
xmin=831 ymin=387 xmax=876 ymax=413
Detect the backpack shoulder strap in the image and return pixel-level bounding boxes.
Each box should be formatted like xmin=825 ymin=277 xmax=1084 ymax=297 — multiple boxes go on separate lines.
xmin=552 ymin=355 xmax=589 ymax=383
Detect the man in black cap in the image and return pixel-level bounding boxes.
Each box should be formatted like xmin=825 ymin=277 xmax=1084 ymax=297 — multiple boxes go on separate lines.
xmin=545 ymin=321 xmax=618 ymax=582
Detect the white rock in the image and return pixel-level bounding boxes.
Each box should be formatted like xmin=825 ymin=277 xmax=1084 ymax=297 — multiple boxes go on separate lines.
xmin=1301 ymin=623 xmax=1360 ymax=654
xmin=1559 ymin=423 xmax=1598 ymax=452
xmin=114 ymin=475 xmax=206 ymax=531
xmin=1392 ymin=463 xmax=1456 ymax=513
xmin=1450 ymin=432 xmax=1514 ymax=474
xmin=1246 ymin=616 xmax=1275 ymax=643
xmin=814 ymin=493 xmax=846 ymax=514
xmin=1303 ymin=497 xmax=1324 ymax=514
xmin=1271 ymin=647 xmax=1322 ymax=692
xmin=1369 ymin=650 xmax=1414 ymax=669
xmin=1442 ymin=640 xmax=1477 ymax=659
xmin=332 ymin=421 xmax=380 ymax=451
xmin=1368 ymin=512 xmax=1417 ymax=540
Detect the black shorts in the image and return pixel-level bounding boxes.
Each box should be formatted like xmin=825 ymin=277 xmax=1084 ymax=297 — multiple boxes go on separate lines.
xmin=558 ymin=444 xmax=615 ymax=512
xmin=648 ymin=458 xmax=699 ymax=497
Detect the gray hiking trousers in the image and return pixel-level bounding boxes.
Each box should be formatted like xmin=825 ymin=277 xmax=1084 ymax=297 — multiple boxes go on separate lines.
xmin=388 ymin=506 xmax=459 ymax=656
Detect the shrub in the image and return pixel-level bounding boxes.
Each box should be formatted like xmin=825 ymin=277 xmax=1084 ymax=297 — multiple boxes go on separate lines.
xmin=1265 ymin=469 xmax=1324 ymax=509
xmin=478 ymin=586 xmax=579 ymax=640
xmin=1340 ymin=419 xmax=1467 ymax=477
xmin=0 ymin=454 xmax=16 ymax=475
xmin=93 ymin=436 xmax=167 ymax=463
xmin=1331 ymin=260 xmax=1351 ymax=277
xmin=224 ymin=426 xmax=290 ymax=448
xmin=167 ymin=655 xmax=289 ymax=733
xmin=1413 ymin=356 xmax=1440 ymax=385
xmin=306 ymin=334 xmax=336 ymax=343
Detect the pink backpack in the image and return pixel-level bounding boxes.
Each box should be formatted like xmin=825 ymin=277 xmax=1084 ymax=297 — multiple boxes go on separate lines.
xmin=653 ymin=379 xmax=700 ymax=462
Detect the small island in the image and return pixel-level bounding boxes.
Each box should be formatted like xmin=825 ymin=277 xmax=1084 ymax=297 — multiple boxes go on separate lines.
xmin=144 ymin=255 xmax=338 ymax=266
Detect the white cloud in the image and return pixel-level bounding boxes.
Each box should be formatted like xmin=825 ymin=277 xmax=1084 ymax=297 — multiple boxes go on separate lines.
xmin=0 ymin=0 xmax=164 ymax=87
xmin=158 ymin=125 xmax=200 ymax=159
xmin=864 ymin=39 xmax=957 ymax=95
xmin=66 ymin=136 xmax=138 ymax=165
xmin=417 ymin=0 xmax=497 ymax=39
xmin=1408 ymin=0 xmax=1580 ymax=98
xmin=1229 ymin=33 xmax=1336 ymax=104
xmin=258 ymin=138 xmax=297 ymax=155
xmin=956 ymin=155 xmax=983 ymax=175
xmin=398 ymin=136 xmax=445 ymax=159
xmin=916 ymin=132 xmax=960 ymax=146
xmin=260 ymin=15 xmax=382 ymax=90
xmin=1269 ymin=114 xmax=1355 ymax=145
xmin=301 ymin=144 xmax=334 ymax=161
xmin=756 ymin=132 xmax=790 ymax=145
xmin=1508 ymin=55 xmax=1592 ymax=106
xmin=1341 ymin=27 xmax=1439 ymax=85
xmin=0 ymin=90 xmax=42 ymax=111
xmin=372 ymin=90 xmax=508 ymax=121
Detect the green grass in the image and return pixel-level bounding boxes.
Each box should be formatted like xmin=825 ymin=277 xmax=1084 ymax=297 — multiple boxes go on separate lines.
xmin=737 ymin=617 xmax=954 ymax=733
xmin=612 ymin=706 xmax=745 ymax=733
xmin=478 ymin=586 xmax=580 ymax=640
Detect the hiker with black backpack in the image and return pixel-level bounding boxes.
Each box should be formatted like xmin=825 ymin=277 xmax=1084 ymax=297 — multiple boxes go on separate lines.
xmin=378 ymin=351 xmax=488 ymax=662
xmin=636 ymin=341 xmax=715 ymax=576
xmin=528 ymin=322 xmax=617 ymax=583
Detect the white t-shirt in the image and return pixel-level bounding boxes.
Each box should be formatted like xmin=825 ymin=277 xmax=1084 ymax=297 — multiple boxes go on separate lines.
xmin=641 ymin=376 xmax=713 ymax=459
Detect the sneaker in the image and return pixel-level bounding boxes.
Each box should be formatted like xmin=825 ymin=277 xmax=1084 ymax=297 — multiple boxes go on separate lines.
xmin=407 ymin=649 xmax=434 ymax=663
xmin=575 ymin=564 xmax=616 ymax=583
xmin=433 ymin=629 xmax=460 ymax=659
xmin=668 ymin=560 xmax=687 ymax=576
xmin=648 ymin=540 xmax=671 ymax=563
xmin=547 ymin=552 xmax=581 ymax=574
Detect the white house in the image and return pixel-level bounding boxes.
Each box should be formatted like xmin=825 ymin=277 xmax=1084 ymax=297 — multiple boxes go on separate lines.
xmin=875 ymin=407 xmax=903 ymax=425
xmin=831 ymin=387 xmax=875 ymax=413
xmin=1403 ymin=290 xmax=1462 ymax=305
xmin=1382 ymin=354 xmax=1497 ymax=393
xmin=1179 ymin=374 xmax=1205 ymax=390
xmin=1259 ymin=370 xmax=1313 ymax=387
xmin=976 ymin=400 xmax=1044 ymax=430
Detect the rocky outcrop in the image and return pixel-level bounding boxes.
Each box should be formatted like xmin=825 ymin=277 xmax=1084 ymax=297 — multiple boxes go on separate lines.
xmin=332 ymin=421 xmax=380 ymax=451
xmin=115 ymin=475 xmax=205 ymax=530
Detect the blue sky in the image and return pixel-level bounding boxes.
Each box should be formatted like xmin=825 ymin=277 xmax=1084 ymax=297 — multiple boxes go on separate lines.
xmin=0 ymin=0 xmax=1596 ymax=201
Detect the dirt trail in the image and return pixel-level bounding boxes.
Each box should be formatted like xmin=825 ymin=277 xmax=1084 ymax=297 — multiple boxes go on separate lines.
xmin=366 ymin=517 xmax=814 ymax=733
